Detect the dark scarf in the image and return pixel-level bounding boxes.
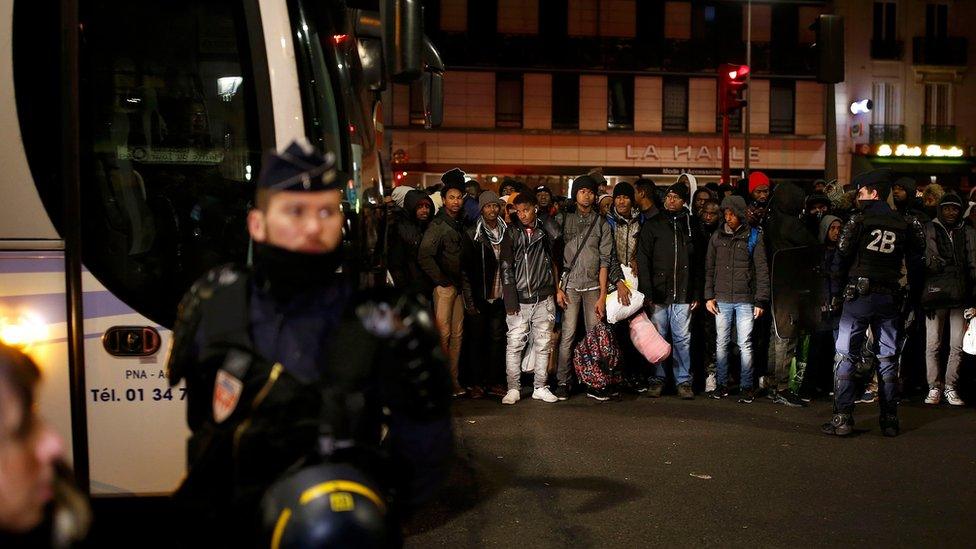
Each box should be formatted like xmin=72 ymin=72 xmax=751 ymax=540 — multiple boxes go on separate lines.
xmin=252 ymin=241 xmax=343 ymax=300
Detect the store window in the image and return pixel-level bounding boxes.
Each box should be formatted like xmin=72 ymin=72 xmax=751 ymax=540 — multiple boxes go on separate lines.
xmin=607 ymin=75 xmax=634 ymax=130
xmin=662 ymin=77 xmax=688 ymax=132
xmin=769 ymin=80 xmax=795 ymax=134
xmin=496 ymin=72 xmax=524 ymax=128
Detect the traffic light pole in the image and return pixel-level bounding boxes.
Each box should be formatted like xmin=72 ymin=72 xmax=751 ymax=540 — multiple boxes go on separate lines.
xmin=744 ymin=0 xmax=752 ymax=179
xmin=721 ymin=113 xmax=730 ymax=185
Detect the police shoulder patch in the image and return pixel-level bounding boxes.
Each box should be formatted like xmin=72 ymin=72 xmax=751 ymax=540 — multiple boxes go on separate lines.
xmin=213 ymin=369 xmax=244 ymax=423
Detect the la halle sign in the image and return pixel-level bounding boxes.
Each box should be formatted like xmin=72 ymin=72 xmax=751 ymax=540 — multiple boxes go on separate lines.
xmin=625 ymin=145 xmax=761 ymax=162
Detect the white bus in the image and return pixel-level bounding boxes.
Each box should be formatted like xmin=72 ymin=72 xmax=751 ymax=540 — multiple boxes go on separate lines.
xmin=0 ymin=0 xmax=440 ymax=497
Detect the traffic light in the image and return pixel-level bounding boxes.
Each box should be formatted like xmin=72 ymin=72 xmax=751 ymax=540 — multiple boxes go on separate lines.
xmin=717 ymin=63 xmax=749 ymax=115
xmin=811 ymin=14 xmax=844 ymax=83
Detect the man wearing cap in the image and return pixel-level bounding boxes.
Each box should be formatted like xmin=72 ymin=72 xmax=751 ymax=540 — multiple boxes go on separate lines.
xmin=419 ymin=168 xmax=478 ymax=397
xmin=553 ymin=174 xmax=628 ymax=400
xmin=166 ymin=141 xmax=452 ymax=541
xmin=822 ymin=169 xmax=925 ymax=437
xmin=464 ymin=191 xmax=509 ymax=398
xmin=920 ymin=192 xmax=976 ymax=407
xmin=637 ymin=179 xmax=699 ymax=399
xmin=535 ymin=184 xmax=557 ymax=224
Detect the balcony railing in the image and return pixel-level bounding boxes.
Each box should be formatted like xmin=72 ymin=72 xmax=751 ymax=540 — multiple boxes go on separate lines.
xmin=921 ymin=125 xmax=956 ymax=145
xmin=870 ymin=39 xmax=903 ymax=61
xmin=913 ymin=37 xmax=968 ymax=66
xmin=869 ymin=124 xmax=905 ymax=144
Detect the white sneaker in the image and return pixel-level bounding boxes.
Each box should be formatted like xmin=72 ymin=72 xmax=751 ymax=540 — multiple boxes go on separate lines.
xmin=705 ymin=372 xmax=717 ymax=393
xmin=532 ymin=387 xmax=559 ymax=403
xmin=501 ymin=389 xmax=520 ymax=405
xmin=924 ymin=387 xmax=942 ymax=405
xmin=944 ymin=387 xmax=965 ymax=406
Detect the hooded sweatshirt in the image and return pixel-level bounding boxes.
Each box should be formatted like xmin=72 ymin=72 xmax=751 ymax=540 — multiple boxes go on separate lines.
xmin=388 ymin=189 xmax=434 ymax=292
xmin=765 ymin=182 xmax=819 ymax=255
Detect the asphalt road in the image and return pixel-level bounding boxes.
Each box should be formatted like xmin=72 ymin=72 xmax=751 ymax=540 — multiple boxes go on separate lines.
xmin=404 ymin=392 xmax=976 ymax=548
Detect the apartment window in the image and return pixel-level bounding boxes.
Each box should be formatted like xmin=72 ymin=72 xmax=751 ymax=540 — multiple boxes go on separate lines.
xmin=771 ymin=4 xmax=799 ymax=46
xmin=924 ymin=82 xmax=952 ymax=126
xmin=872 ymin=82 xmax=899 ymax=126
xmin=424 ymin=0 xmax=441 ymax=34
xmin=692 ymin=3 xmax=742 ymax=43
xmin=926 ymin=3 xmax=948 ymax=39
xmin=468 ymin=0 xmax=498 ymax=36
xmin=872 ymin=1 xmax=896 ymax=41
xmin=635 ymin=0 xmax=665 ymax=43
xmin=607 ymin=75 xmax=634 ymax=130
xmin=551 ymin=72 xmax=579 ymax=129
xmin=716 ymin=110 xmax=743 ymax=134
xmin=769 ymin=81 xmax=795 ymax=134
xmin=496 ymin=72 xmax=523 ymax=128
xmin=662 ymin=77 xmax=688 ymax=132
xmin=539 ymin=0 xmax=568 ymax=38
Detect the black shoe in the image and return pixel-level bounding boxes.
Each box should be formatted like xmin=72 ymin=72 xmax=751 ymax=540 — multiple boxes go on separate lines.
xmin=677 ymin=382 xmax=694 ymax=400
xmin=737 ymin=388 xmax=755 ymax=404
xmin=586 ymin=387 xmax=610 ymax=402
xmin=710 ymin=385 xmax=728 ymax=400
xmin=645 ymin=380 xmax=664 ymax=398
xmin=821 ymin=413 xmax=854 ymax=436
xmin=772 ymin=390 xmax=807 ymax=408
xmin=880 ymin=414 xmax=900 ymax=437
xmin=554 ymin=385 xmax=570 ymax=401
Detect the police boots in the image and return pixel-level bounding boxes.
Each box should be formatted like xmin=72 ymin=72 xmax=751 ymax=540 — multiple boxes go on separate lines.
xmin=821 ymin=413 xmax=854 ymax=437
xmin=880 ymin=414 xmax=900 ymax=437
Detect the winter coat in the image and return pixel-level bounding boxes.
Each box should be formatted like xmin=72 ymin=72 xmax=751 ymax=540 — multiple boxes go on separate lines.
xmin=606 ymin=207 xmax=642 ymax=267
xmin=555 ymin=209 xmax=623 ymax=290
xmin=418 ymin=209 xmax=476 ymax=306
xmin=922 ymin=217 xmax=976 ymax=309
xmin=765 ymin=182 xmax=819 ymax=257
xmin=387 ymin=190 xmax=433 ymax=293
xmin=467 ymin=219 xmax=504 ymax=307
xmin=500 ymin=218 xmax=560 ymax=309
xmin=704 ymin=222 xmax=770 ymax=306
xmin=636 ymin=209 xmax=697 ymax=305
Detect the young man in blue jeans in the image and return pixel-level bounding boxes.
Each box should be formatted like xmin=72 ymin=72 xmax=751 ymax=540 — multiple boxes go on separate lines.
xmin=703 ymin=195 xmax=770 ymax=402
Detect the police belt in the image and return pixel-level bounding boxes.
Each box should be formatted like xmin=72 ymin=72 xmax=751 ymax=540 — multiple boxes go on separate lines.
xmin=849 ymin=277 xmax=900 ymax=295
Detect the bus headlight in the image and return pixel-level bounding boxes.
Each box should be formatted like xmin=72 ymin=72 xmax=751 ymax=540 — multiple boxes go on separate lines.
xmin=0 ymin=313 xmax=50 ymax=349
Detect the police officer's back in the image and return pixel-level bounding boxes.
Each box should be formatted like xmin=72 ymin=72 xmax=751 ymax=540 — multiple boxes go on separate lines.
xmin=165 ymin=141 xmax=453 ymax=546
xmin=822 ymin=169 xmax=924 ymax=437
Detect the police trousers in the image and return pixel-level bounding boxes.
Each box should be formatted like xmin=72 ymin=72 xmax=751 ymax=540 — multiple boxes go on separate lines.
xmin=834 ymin=293 xmax=901 ymax=416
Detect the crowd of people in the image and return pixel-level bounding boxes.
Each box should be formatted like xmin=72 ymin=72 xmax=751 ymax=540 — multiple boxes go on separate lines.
xmin=387 ymin=166 xmax=976 ymax=425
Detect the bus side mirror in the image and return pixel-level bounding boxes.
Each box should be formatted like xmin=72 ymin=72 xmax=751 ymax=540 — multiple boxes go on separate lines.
xmin=421 ymin=36 xmax=444 ymax=128
xmin=380 ymin=0 xmax=423 ymax=83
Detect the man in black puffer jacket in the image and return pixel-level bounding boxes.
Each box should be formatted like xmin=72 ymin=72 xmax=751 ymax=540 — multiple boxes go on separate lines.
xmin=636 ymin=181 xmax=699 ymax=399
xmin=764 ymin=182 xmax=819 ymax=407
xmin=921 ymin=193 xmax=976 ymax=407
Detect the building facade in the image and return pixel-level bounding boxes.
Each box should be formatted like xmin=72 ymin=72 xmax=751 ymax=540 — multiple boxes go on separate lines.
xmin=385 ymin=0 xmax=974 ymax=192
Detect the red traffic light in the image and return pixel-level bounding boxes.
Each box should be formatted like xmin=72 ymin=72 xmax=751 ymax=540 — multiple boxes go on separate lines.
xmin=717 ymin=63 xmax=749 ymax=115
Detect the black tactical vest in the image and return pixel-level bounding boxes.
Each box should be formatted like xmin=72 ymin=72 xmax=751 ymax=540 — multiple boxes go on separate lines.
xmin=848 ymin=210 xmax=908 ymax=287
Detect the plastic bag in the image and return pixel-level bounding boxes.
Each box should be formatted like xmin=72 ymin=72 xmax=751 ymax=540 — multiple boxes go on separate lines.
xmin=964 ymin=320 xmax=976 ymax=355
xmin=606 ymin=265 xmax=644 ymax=324
xmin=629 ymin=311 xmax=671 ymax=363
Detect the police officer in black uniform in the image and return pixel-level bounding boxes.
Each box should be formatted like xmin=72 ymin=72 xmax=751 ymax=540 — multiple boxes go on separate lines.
xmin=822 ymin=169 xmax=924 ymax=437
xmin=166 ymin=140 xmax=453 ymax=546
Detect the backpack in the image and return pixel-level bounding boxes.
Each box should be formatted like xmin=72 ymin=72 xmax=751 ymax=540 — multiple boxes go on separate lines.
xmin=573 ymin=322 xmax=621 ymax=390
xmin=747 ymin=227 xmax=760 ymax=258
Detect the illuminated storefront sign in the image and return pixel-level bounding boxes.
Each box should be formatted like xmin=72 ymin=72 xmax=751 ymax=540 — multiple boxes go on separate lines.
xmin=875 ymin=144 xmax=964 ymax=158
xmin=625 ymin=145 xmax=761 ymax=162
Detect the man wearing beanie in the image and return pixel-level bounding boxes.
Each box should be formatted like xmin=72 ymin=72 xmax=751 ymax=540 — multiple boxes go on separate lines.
xmin=637 ymin=179 xmax=699 ymax=399
xmin=553 ymin=174 xmax=628 ymax=400
xmin=704 ymin=195 xmax=770 ymax=403
xmin=746 ymin=171 xmax=771 ymax=228
xmin=419 ymin=169 xmax=478 ymax=396
xmin=607 ymin=181 xmax=646 ymax=391
xmin=167 ymin=141 xmax=451 ymax=541
xmin=822 ymin=169 xmax=925 ymax=437
xmin=920 ymin=192 xmax=976 ymax=407
xmin=465 ymin=190 xmax=509 ymax=399
xmin=535 ymin=184 xmax=557 ymax=224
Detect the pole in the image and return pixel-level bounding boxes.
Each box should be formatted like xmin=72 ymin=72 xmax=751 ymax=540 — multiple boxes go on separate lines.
xmin=61 ymin=0 xmax=89 ymax=493
xmin=743 ymin=0 xmax=752 ymax=178
xmin=825 ymin=82 xmax=838 ymax=182
xmin=722 ymin=113 xmax=730 ymax=185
